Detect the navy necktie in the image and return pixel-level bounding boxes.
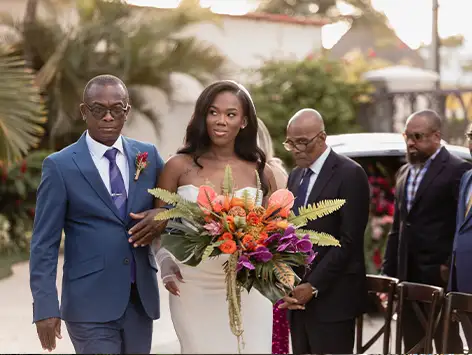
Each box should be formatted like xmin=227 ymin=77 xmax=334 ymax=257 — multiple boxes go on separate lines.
xmin=104 ymin=148 xmax=135 ymax=283
xmin=293 ymin=168 xmax=314 ymax=215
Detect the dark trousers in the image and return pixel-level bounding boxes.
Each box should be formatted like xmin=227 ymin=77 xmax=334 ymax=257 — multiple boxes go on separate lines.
xmin=290 ymin=310 xmax=355 ymax=354
xmin=402 ymin=300 xmax=463 ymax=353
xmin=66 ymin=284 xmax=153 ymax=354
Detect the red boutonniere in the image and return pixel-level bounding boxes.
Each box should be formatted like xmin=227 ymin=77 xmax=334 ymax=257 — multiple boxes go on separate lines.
xmin=134 ymin=152 xmax=148 ymax=181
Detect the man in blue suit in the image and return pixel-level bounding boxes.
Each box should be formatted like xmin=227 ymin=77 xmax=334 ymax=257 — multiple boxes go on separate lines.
xmin=449 ymin=124 xmax=472 ymax=348
xmin=30 ymin=75 xmax=164 ymax=354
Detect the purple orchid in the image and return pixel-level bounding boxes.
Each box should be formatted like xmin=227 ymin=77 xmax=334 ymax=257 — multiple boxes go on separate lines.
xmin=296 ymin=235 xmax=313 ymax=253
xmin=248 ymin=246 xmax=273 ymax=263
xmin=236 ymin=255 xmax=255 ymax=272
xmin=306 ymin=250 xmax=318 ymax=264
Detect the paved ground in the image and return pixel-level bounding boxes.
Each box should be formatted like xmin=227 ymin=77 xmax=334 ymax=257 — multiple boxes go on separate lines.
xmin=0 ymin=256 xmax=403 ymax=354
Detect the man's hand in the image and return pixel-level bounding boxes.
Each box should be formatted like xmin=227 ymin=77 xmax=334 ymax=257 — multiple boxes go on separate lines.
xmin=35 ymin=317 xmax=62 ymax=352
xmin=278 ymin=295 xmax=305 ymax=310
xmin=440 ymin=264 xmax=450 ymax=284
xmin=290 ymin=282 xmax=315 ymax=305
xmin=128 ymin=208 xmax=165 ymax=247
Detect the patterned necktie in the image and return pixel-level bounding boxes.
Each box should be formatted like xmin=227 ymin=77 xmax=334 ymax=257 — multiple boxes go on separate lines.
xmin=293 ymin=169 xmax=314 ymax=215
xmin=104 ymin=148 xmax=135 ymax=283
xmin=465 ymin=193 xmax=472 ymax=218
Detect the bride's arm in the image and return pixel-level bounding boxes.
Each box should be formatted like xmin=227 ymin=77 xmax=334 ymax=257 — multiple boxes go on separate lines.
xmin=152 ymin=155 xmax=188 ymax=295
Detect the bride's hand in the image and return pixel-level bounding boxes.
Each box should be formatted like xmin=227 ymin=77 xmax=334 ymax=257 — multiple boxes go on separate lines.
xmin=163 ymin=271 xmax=184 ymax=296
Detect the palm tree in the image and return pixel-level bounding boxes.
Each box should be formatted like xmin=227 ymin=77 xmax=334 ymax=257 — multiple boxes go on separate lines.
xmin=0 ymin=0 xmax=226 ymax=150
xmin=0 ymin=45 xmax=45 ymax=164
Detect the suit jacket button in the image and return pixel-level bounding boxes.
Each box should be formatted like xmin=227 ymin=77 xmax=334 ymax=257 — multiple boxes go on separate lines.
xmin=123 ymin=258 xmax=129 ymax=265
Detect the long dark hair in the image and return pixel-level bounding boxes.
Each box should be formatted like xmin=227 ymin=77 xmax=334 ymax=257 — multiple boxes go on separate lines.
xmin=178 ymin=80 xmax=268 ymax=195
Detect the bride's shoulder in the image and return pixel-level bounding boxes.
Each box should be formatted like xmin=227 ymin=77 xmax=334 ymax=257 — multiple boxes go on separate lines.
xmin=164 ymin=154 xmax=193 ymax=169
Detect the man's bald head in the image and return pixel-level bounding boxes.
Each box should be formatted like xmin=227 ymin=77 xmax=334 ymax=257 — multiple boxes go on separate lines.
xmin=83 ymin=74 xmax=129 ymax=103
xmin=287 ymin=108 xmax=325 ymax=132
xmin=406 ymin=109 xmax=442 ymax=132
xmin=285 ymin=108 xmax=328 ymax=168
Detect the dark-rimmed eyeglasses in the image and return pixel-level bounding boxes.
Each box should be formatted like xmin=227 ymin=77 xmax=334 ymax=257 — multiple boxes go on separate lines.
xmin=83 ymin=102 xmax=129 ymax=120
xmin=402 ymin=131 xmax=437 ymax=142
xmin=283 ymin=131 xmax=325 ymax=152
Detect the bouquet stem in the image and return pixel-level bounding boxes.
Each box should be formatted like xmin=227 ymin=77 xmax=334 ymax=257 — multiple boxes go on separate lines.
xmin=226 ymin=252 xmax=245 ymax=353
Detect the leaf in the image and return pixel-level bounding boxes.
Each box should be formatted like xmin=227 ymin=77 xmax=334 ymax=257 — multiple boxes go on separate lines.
xmin=273 ymin=261 xmax=296 ymax=288
xmin=289 ymin=199 xmax=346 ymax=227
xmin=148 ymin=188 xmax=186 ymax=205
xmin=154 ymin=208 xmax=192 ymax=221
xmin=297 ymin=229 xmax=341 ymax=247
xmin=202 ymin=240 xmax=225 ymax=261
xmin=222 ymin=164 xmax=233 ymax=195
xmin=160 ymin=233 xmax=200 ymax=266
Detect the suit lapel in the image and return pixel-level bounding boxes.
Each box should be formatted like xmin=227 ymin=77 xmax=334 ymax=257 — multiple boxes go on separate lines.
xmin=306 ymin=150 xmax=336 ymax=203
xmin=396 ymin=165 xmax=409 ymax=217
xmin=72 ymin=133 xmax=123 ymax=222
xmin=409 ymin=147 xmax=446 ymax=213
xmin=123 ymin=137 xmax=138 ymax=223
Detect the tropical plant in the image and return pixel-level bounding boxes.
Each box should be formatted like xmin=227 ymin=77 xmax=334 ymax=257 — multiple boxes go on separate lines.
xmin=0 ymin=45 xmax=45 ymax=164
xmin=249 ymin=56 xmax=370 ymax=167
xmin=0 ymin=0 xmax=226 ymax=150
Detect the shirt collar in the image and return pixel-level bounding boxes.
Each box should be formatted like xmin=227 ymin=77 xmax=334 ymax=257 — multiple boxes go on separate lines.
xmin=308 ymin=146 xmax=331 ymax=175
xmin=85 ymin=131 xmax=124 ymax=159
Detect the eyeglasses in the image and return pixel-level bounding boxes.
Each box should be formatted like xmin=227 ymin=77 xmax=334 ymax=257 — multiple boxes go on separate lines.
xmin=283 ymin=131 xmax=324 ymax=152
xmin=83 ymin=102 xmax=129 ymax=120
xmin=402 ymin=131 xmax=436 ymax=142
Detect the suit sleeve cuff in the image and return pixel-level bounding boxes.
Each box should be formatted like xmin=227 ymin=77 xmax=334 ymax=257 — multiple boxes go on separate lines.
xmin=32 ymin=298 xmax=60 ymax=323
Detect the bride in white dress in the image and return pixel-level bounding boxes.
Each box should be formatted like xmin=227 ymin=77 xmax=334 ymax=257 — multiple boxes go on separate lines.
xmin=153 ymin=80 xmax=277 ymax=354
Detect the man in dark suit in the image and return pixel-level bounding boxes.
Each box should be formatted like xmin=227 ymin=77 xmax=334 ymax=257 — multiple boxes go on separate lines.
xmin=279 ymin=109 xmax=370 ymax=354
xmin=448 ymin=123 xmax=472 ymax=348
xmin=383 ymin=109 xmax=470 ymax=353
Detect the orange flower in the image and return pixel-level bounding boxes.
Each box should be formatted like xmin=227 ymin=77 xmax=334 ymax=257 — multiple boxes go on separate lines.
xmin=225 ymin=215 xmax=236 ymax=232
xmin=267 ymin=189 xmax=295 ymax=217
xmin=219 ymin=240 xmax=237 ymax=254
xmin=247 ymin=212 xmax=261 ymax=226
xmin=230 ymin=196 xmax=245 ymax=208
xmin=197 ymin=185 xmax=217 ymax=213
xmin=219 ymin=232 xmax=233 ymax=241
xmin=242 ymin=234 xmax=257 ymax=251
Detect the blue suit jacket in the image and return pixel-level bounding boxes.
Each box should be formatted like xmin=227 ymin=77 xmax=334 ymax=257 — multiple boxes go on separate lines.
xmin=29 ymin=132 xmax=163 ymax=323
xmin=449 ymin=169 xmax=472 ymax=293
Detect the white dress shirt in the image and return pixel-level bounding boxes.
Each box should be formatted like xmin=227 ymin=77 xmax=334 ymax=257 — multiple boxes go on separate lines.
xmin=85 ymin=131 xmax=129 ymax=196
xmin=303 ymin=146 xmax=332 ymax=205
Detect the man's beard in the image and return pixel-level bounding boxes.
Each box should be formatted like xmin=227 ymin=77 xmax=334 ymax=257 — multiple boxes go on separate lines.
xmin=407 ymin=150 xmax=430 ymax=165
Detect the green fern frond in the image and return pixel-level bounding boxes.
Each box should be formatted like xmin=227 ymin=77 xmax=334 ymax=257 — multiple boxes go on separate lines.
xmin=154 ymin=208 xmax=192 ymax=221
xmin=289 ymin=199 xmax=346 ymax=227
xmin=222 ymin=165 xmax=233 ymax=195
xmin=255 ymin=169 xmax=261 ymax=203
xmin=202 ymin=240 xmax=224 ymax=261
xmin=148 ymin=188 xmax=185 ymax=205
xmin=297 ymin=229 xmax=340 ymax=247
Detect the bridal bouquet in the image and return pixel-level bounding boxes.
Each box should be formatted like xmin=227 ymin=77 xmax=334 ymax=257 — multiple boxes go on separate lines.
xmin=149 ymin=166 xmax=344 ymax=350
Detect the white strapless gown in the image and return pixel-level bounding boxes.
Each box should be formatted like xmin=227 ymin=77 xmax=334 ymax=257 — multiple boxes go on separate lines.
xmin=168 ymin=185 xmax=273 ymax=354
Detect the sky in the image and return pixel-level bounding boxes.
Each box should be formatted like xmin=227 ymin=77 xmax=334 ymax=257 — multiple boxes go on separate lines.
xmin=126 ymin=0 xmax=472 ymax=51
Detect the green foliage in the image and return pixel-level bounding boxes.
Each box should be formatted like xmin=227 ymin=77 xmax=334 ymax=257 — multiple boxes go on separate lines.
xmin=0 ymin=45 xmax=46 ymax=164
xmin=0 ymin=0 xmax=226 ymax=151
xmin=249 ymin=57 xmax=370 ymax=166
xmin=297 ymin=229 xmax=340 ymax=246
xmin=289 ymin=198 xmax=345 ymax=229
xmin=0 ymin=150 xmax=51 ymax=252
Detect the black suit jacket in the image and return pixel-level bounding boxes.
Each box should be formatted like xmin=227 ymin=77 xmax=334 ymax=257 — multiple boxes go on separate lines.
xmin=287 ymin=150 xmax=370 ymax=322
xmin=382 ymin=147 xmax=471 ymax=286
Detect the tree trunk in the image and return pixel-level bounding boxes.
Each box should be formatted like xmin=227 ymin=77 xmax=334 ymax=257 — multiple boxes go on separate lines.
xmin=23 ymin=0 xmax=39 ymax=69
